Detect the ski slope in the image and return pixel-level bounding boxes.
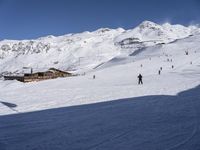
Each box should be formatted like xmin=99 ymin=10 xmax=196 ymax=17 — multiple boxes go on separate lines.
xmin=1 ymin=86 xmax=200 ymax=150
xmin=1 ymin=33 xmax=200 ymax=115
xmin=0 ymin=22 xmax=200 ymax=150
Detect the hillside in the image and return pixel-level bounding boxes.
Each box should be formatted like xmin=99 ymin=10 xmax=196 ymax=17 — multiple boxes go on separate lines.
xmin=0 ymin=21 xmax=199 ymax=75
xmin=1 ymin=31 xmax=200 ymax=114
xmin=0 ymin=21 xmax=200 ymax=150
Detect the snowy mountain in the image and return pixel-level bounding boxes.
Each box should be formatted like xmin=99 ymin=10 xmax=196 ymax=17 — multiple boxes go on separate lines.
xmin=114 ymin=21 xmax=197 ymax=50
xmin=0 ymin=21 xmax=199 ymax=75
xmin=0 ymin=28 xmax=124 ymax=75
xmin=1 ymin=22 xmax=200 ymax=114
xmin=1 ymin=21 xmax=200 ymax=150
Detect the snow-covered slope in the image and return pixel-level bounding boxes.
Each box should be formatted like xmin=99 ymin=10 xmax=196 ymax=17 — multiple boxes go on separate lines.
xmin=115 ymin=21 xmax=196 ymax=43
xmin=0 ymin=21 xmax=199 ymax=75
xmin=1 ymin=33 xmax=200 ymax=115
xmin=1 ymin=20 xmax=200 ymax=114
xmin=1 ymin=21 xmax=200 ymax=150
xmin=114 ymin=21 xmax=199 ymax=54
xmin=0 ymin=28 xmax=124 ymax=75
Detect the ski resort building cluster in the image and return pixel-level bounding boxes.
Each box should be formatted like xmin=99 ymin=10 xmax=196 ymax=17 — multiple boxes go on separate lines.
xmin=4 ymin=68 xmax=73 ymax=82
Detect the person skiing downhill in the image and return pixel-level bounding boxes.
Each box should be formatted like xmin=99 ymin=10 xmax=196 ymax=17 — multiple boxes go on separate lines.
xmin=158 ymin=70 xmax=161 ymax=75
xmin=138 ymin=74 xmax=143 ymax=85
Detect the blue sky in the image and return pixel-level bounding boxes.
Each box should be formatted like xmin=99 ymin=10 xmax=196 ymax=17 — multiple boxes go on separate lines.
xmin=0 ymin=0 xmax=200 ymax=40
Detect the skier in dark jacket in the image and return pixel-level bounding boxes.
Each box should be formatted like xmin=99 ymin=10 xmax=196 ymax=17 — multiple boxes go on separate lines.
xmin=158 ymin=70 xmax=161 ymax=75
xmin=138 ymin=74 xmax=143 ymax=85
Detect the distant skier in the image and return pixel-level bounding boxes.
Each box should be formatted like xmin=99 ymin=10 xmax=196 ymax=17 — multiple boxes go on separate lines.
xmin=172 ymin=65 xmax=174 ymax=69
xmin=160 ymin=67 xmax=162 ymax=71
xmin=93 ymin=75 xmax=96 ymax=79
xmin=138 ymin=74 xmax=143 ymax=85
xmin=158 ymin=70 xmax=161 ymax=75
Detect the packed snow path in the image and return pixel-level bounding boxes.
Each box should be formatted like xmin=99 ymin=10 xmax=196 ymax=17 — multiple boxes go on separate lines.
xmin=0 ymin=85 xmax=200 ymax=150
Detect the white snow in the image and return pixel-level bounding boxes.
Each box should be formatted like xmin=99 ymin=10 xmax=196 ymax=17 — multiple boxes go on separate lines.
xmin=1 ymin=33 xmax=200 ymax=115
xmin=0 ymin=21 xmax=199 ymax=74
xmin=0 ymin=21 xmax=200 ymax=150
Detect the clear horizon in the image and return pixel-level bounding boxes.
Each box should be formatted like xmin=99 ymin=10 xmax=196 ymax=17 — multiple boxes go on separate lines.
xmin=0 ymin=0 xmax=200 ymax=40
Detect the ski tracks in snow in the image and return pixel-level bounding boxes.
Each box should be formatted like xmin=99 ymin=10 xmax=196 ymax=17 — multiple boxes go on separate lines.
xmin=87 ymin=128 xmax=133 ymax=150
xmin=166 ymin=96 xmax=199 ymax=150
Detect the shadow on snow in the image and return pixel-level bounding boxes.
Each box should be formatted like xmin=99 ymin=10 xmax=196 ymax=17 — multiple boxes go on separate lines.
xmin=0 ymin=85 xmax=200 ymax=150
xmin=0 ymin=101 xmax=18 ymax=112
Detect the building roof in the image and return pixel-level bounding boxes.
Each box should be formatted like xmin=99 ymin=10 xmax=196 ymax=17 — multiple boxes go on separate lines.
xmin=48 ymin=68 xmax=72 ymax=74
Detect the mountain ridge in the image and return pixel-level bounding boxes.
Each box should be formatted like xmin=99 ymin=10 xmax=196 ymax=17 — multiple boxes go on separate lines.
xmin=0 ymin=21 xmax=199 ymax=75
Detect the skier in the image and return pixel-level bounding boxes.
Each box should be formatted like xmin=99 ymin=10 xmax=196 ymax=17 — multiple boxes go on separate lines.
xmin=172 ymin=65 xmax=174 ymax=69
xmin=138 ymin=74 xmax=143 ymax=85
xmin=93 ymin=75 xmax=96 ymax=79
xmin=158 ymin=70 xmax=161 ymax=75
xmin=160 ymin=67 xmax=162 ymax=70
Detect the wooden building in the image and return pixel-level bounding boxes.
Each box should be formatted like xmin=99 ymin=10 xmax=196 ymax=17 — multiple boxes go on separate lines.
xmin=4 ymin=68 xmax=73 ymax=82
xmin=4 ymin=76 xmax=24 ymax=82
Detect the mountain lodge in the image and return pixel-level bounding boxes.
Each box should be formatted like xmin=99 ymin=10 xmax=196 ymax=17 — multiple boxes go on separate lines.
xmin=4 ymin=68 xmax=73 ymax=82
